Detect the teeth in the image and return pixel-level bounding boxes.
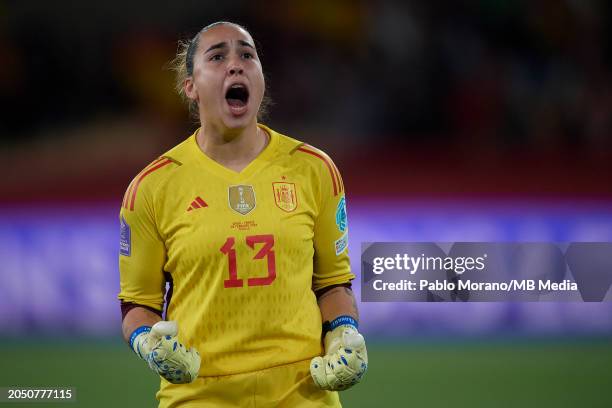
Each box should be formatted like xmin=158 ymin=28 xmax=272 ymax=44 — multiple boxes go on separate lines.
xmin=231 ymin=84 xmax=244 ymax=89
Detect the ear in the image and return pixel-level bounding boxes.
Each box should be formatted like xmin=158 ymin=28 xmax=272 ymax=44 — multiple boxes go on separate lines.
xmin=184 ymin=77 xmax=198 ymax=101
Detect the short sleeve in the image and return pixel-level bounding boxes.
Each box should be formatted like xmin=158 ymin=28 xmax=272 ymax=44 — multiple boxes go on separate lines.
xmin=312 ymin=155 xmax=355 ymax=291
xmin=117 ymin=176 xmax=166 ymax=311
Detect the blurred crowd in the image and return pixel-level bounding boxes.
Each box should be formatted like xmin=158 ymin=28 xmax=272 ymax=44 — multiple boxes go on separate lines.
xmin=0 ymin=1 xmax=610 ymax=199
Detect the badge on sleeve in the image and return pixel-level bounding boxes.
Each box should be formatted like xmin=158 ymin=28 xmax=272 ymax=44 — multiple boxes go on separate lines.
xmin=120 ymin=216 xmax=131 ymax=256
xmin=335 ymin=232 xmax=348 ymax=255
xmin=335 ymin=196 xmax=347 ymax=232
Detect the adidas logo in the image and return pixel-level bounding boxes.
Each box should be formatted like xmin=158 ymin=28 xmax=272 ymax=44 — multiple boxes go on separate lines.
xmin=187 ymin=196 xmax=208 ymax=211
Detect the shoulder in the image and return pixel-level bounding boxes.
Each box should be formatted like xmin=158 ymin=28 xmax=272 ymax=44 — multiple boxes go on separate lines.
xmin=121 ymin=148 xmax=183 ymax=212
xmin=295 ymin=143 xmax=344 ymax=197
xmin=262 ymin=124 xmax=335 ymax=169
xmin=159 ymin=134 xmax=196 ymax=165
xmin=131 ymin=131 xmax=199 ymax=188
xmin=263 ymin=124 xmax=344 ymax=197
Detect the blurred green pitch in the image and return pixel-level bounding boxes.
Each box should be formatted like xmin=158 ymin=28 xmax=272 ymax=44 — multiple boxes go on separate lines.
xmin=0 ymin=339 xmax=610 ymax=407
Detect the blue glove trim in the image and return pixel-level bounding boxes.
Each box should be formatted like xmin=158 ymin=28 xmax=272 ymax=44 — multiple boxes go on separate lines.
xmin=129 ymin=325 xmax=151 ymax=350
xmin=329 ymin=315 xmax=358 ymax=331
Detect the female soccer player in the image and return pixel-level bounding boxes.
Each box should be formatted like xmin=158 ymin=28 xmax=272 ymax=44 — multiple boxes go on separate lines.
xmin=118 ymin=21 xmax=367 ymax=407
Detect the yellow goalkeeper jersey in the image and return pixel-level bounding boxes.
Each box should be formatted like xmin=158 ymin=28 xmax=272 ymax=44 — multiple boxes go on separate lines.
xmin=118 ymin=123 xmax=354 ymax=378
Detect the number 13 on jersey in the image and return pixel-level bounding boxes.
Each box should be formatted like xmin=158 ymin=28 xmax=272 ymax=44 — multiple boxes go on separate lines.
xmin=220 ymin=234 xmax=276 ymax=288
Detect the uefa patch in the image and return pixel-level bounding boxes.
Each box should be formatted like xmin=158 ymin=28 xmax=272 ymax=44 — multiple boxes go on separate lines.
xmin=335 ymin=232 xmax=348 ymax=255
xmin=120 ymin=216 xmax=131 ymax=256
xmin=335 ymin=196 xmax=347 ymax=232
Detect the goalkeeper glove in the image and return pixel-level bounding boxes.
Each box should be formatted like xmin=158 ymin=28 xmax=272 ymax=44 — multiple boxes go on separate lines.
xmin=310 ymin=316 xmax=368 ymax=391
xmin=130 ymin=320 xmax=200 ymax=384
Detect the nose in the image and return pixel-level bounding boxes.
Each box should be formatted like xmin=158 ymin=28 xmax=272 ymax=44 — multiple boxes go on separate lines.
xmin=229 ymin=67 xmax=243 ymax=75
xmin=228 ymin=61 xmax=244 ymax=76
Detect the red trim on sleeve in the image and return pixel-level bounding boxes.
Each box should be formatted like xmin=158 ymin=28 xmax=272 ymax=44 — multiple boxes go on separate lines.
xmin=122 ymin=185 xmax=130 ymax=209
xmin=128 ymin=158 xmax=172 ymax=210
xmin=122 ymin=158 xmax=164 ymax=210
xmin=296 ymin=146 xmax=339 ymax=196
xmin=122 ymin=181 xmax=136 ymax=209
xmin=330 ymin=161 xmax=343 ymax=194
xmin=328 ymin=160 xmax=341 ymax=194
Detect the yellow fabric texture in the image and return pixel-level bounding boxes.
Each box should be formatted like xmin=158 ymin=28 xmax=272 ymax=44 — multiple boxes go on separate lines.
xmin=156 ymin=358 xmax=342 ymax=408
xmin=118 ymin=124 xmax=354 ymax=389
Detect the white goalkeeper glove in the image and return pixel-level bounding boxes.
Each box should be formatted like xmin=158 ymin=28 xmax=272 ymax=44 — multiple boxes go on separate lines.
xmin=310 ymin=316 xmax=368 ymax=391
xmin=130 ymin=320 xmax=200 ymax=384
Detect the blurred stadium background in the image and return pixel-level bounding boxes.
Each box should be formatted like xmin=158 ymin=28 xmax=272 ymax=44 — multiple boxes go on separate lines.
xmin=1 ymin=1 xmax=611 ymax=407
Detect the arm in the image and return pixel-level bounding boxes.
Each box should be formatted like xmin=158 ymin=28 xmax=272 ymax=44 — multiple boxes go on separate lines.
xmin=118 ymin=170 xmax=198 ymax=383
xmin=122 ymin=306 xmax=162 ymax=343
xmin=316 ymin=285 xmax=359 ymax=323
xmin=304 ymin=149 xmax=366 ymax=390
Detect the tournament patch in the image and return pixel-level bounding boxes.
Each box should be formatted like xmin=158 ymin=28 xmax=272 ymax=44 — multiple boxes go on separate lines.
xmin=335 ymin=232 xmax=348 ymax=255
xmin=228 ymin=185 xmax=256 ymax=215
xmin=335 ymin=196 xmax=347 ymax=232
xmin=120 ymin=216 xmax=131 ymax=256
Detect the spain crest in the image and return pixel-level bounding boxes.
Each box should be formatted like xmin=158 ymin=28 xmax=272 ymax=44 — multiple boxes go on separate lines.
xmin=273 ymin=182 xmax=297 ymax=212
xmin=228 ymin=185 xmax=256 ymax=215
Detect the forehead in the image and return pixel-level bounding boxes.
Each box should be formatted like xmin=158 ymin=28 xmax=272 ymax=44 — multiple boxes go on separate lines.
xmin=199 ymin=24 xmax=255 ymax=49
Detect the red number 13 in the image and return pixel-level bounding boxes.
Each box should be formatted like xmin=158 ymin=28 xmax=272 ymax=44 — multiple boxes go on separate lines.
xmin=220 ymin=234 xmax=276 ymax=288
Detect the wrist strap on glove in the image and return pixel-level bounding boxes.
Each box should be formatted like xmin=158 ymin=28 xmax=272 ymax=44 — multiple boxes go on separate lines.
xmin=130 ymin=325 xmax=152 ymax=358
xmin=322 ymin=315 xmax=358 ymax=337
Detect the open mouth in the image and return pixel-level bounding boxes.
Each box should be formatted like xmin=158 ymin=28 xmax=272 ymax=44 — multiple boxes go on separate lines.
xmin=225 ymin=84 xmax=249 ymax=109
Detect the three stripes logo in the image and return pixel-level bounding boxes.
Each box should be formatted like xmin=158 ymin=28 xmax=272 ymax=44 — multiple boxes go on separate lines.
xmin=187 ymin=196 xmax=208 ymax=211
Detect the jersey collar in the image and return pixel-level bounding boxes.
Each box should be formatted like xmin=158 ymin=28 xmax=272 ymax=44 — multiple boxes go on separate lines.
xmin=165 ymin=123 xmax=279 ymax=182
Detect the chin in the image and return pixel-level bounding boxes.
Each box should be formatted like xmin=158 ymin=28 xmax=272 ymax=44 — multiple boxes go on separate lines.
xmin=221 ymin=109 xmax=258 ymax=130
xmin=222 ymin=115 xmax=251 ymax=130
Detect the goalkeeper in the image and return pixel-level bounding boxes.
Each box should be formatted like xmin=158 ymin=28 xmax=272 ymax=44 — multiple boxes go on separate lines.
xmin=119 ymin=20 xmax=367 ymax=407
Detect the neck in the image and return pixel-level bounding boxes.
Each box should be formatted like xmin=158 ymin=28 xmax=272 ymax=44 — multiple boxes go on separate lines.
xmin=196 ymin=122 xmax=269 ymax=172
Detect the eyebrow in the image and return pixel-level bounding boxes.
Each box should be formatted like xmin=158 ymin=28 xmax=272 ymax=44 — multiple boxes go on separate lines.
xmin=238 ymin=40 xmax=255 ymax=50
xmin=205 ymin=40 xmax=255 ymax=53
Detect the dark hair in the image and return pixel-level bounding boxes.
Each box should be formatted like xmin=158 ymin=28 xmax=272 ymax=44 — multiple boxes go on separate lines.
xmin=169 ymin=21 xmax=271 ymax=122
